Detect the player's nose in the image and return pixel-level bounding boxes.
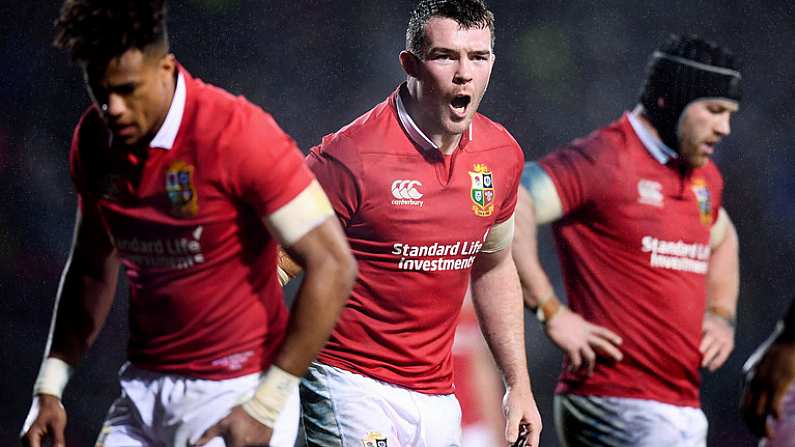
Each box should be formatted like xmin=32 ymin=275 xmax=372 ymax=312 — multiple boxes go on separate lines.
xmin=715 ymin=114 xmax=731 ymax=137
xmin=106 ymin=93 xmax=127 ymax=119
xmin=453 ymin=60 xmax=473 ymax=85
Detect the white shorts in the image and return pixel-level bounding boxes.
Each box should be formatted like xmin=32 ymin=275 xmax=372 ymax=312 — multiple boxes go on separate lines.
xmin=760 ymin=380 xmax=795 ymax=447
xmin=300 ymin=362 xmax=462 ymax=447
xmin=96 ymin=362 xmax=299 ymax=447
xmin=555 ymin=394 xmax=708 ymax=447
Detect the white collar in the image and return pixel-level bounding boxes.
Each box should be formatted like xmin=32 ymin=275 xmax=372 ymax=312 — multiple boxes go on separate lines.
xmin=395 ymin=85 xmax=472 ymax=152
xmin=150 ymin=72 xmax=186 ymax=150
xmin=627 ymin=111 xmax=678 ymax=165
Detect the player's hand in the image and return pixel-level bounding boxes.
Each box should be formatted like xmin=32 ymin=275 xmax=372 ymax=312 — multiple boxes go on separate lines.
xmin=502 ymin=384 xmax=542 ymax=446
xmin=193 ymin=405 xmax=273 ymax=447
xmin=20 ymin=394 xmax=67 ymax=447
xmin=700 ymin=312 xmax=735 ymax=372
xmin=544 ymin=306 xmax=623 ymax=376
xmin=741 ymin=332 xmax=795 ymax=438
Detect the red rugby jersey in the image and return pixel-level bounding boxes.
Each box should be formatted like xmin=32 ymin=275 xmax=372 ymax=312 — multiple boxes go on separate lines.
xmin=69 ymin=67 xmax=315 ymax=380
xmin=307 ymin=86 xmax=524 ymax=394
xmin=539 ymin=113 xmax=723 ymax=407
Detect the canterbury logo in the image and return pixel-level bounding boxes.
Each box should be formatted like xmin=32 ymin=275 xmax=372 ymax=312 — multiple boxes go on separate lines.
xmin=391 ymin=180 xmax=423 ymax=200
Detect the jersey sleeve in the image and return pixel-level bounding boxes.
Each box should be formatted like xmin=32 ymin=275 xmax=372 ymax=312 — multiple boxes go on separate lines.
xmin=520 ymin=162 xmax=563 ymax=224
xmin=305 ymin=139 xmax=362 ymax=228
xmin=68 ymin=110 xmax=116 ymax=252
xmin=707 ymin=162 xmax=725 ymax=225
xmin=222 ymin=104 xmax=315 ymax=218
xmin=537 ymin=141 xmax=606 ymax=215
xmin=69 ymin=110 xmax=101 ymax=216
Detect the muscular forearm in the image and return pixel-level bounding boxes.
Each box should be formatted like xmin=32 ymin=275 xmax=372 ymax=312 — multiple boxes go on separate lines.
xmin=706 ymin=216 xmax=739 ymax=319
xmin=517 ymin=257 xmax=556 ymax=310
xmin=471 ymin=249 xmax=530 ymax=388
xmin=49 ymin=260 xmax=120 ymax=364
xmin=512 ymin=186 xmax=556 ymax=309
xmin=33 ymin=207 xmax=119 ymax=402
xmin=46 ymin=208 xmax=120 ymax=365
xmin=235 ymin=219 xmax=354 ymax=432
xmin=271 ymin=220 xmax=356 ymax=376
xmin=272 ymin=258 xmax=354 ymax=375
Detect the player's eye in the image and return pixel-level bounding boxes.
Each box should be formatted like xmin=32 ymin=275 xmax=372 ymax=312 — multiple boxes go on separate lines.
xmin=430 ymin=52 xmax=456 ymax=61
xmin=113 ymin=83 xmax=137 ymax=95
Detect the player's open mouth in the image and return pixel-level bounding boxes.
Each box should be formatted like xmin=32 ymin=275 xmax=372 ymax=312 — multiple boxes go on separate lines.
xmin=702 ymin=141 xmax=717 ymax=155
xmin=113 ymin=125 xmax=136 ymax=137
xmin=450 ymin=95 xmax=471 ymax=117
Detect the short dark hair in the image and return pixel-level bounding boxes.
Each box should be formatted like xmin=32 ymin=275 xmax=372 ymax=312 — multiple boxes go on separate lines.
xmin=54 ymin=0 xmax=168 ymax=65
xmin=406 ymin=0 xmax=495 ymax=58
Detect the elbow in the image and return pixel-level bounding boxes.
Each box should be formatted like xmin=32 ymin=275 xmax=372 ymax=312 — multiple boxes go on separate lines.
xmin=339 ymin=251 xmax=358 ymax=293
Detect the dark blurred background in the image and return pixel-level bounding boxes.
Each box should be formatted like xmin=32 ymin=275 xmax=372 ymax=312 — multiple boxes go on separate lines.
xmin=2 ymin=1 xmax=793 ymax=445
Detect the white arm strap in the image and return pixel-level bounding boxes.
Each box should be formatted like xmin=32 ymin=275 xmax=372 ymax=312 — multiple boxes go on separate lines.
xmin=521 ymin=162 xmax=563 ymax=225
xmin=264 ymin=180 xmax=334 ymax=247
xmin=481 ymin=213 xmax=515 ymax=253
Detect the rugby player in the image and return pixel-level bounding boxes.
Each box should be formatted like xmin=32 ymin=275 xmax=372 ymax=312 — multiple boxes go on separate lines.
xmin=512 ymin=34 xmax=741 ymax=446
xmin=20 ymin=1 xmax=355 ymax=446
xmin=282 ymin=1 xmax=542 ymax=445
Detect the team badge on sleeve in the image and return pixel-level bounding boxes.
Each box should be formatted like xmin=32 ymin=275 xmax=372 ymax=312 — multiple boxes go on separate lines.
xmin=165 ymin=161 xmax=198 ymax=217
xmin=469 ymin=163 xmax=495 ymax=217
xmin=361 ymin=432 xmax=388 ymax=447
xmin=691 ymin=177 xmax=712 ymax=226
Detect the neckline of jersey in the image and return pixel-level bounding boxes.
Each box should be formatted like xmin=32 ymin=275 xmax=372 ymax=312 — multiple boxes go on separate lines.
xmin=394 ymin=83 xmax=473 ymax=154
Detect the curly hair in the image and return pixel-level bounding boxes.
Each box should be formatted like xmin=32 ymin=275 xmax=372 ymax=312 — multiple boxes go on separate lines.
xmin=406 ymin=0 xmax=495 ymax=58
xmin=54 ymin=0 xmax=168 ymax=64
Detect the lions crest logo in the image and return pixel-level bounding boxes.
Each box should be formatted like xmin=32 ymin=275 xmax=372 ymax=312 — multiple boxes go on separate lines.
xmin=691 ymin=177 xmax=712 ymax=226
xmin=165 ymin=161 xmax=198 ymax=217
xmin=469 ymin=163 xmax=495 ymax=217
xmin=361 ymin=432 xmax=388 ymax=447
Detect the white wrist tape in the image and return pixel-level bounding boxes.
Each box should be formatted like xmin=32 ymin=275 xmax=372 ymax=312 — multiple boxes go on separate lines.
xmin=241 ymin=365 xmax=300 ymax=428
xmin=33 ymin=357 xmax=74 ymax=400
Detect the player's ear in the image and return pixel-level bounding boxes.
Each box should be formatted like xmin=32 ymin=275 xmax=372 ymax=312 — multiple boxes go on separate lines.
xmin=155 ymin=53 xmax=177 ymax=87
xmin=160 ymin=53 xmax=176 ymax=73
xmin=399 ymin=50 xmax=420 ymax=78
